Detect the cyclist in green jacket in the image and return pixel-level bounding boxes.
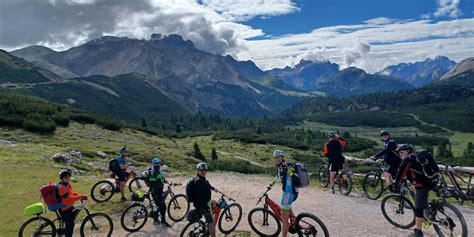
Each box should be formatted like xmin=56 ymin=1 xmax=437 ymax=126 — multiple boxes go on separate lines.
xmin=146 ymin=157 xmax=171 ymax=227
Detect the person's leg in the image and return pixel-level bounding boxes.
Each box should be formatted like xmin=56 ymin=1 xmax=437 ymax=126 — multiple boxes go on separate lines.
xmin=204 ymin=209 xmax=216 ymax=237
xmin=280 ymin=192 xmax=294 ymax=237
xmin=157 ymin=193 xmax=169 ymax=226
xmin=59 ymin=208 xmax=75 ymax=237
xmin=343 ymin=159 xmax=349 ymax=173
xmin=386 ymin=165 xmax=396 ymax=191
xmin=118 ymin=171 xmax=127 ymax=199
xmin=413 ymin=188 xmax=429 ymax=236
xmin=281 ymin=212 xmax=290 ymax=237
xmin=329 ymin=171 xmax=336 ymax=190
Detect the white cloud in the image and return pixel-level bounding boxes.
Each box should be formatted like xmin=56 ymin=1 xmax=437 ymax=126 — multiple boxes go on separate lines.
xmin=433 ymin=0 xmax=463 ymax=18
xmin=239 ymin=18 xmax=474 ymax=72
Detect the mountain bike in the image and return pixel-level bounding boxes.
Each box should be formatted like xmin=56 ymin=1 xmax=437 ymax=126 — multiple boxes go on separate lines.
xmin=437 ymin=164 xmax=474 ymax=205
xmin=19 ymin=200 xmax=113 ymax=237
xmin=247 ymin=182 xmax=329 ymax=237
xmin=180 ymin=189 xmax=243 ymax=236
xmin=362 ymin=160 xmax=389 ymax=200
xmin=317 ymin=163 xmax=352 ymax=195
xmin=90 ymin=167 xmax=141 ymax=203
xmin=120 ymin=182 xmax=190 ymax=232
xmin=381 ymin=174 xmax=468 ymax=237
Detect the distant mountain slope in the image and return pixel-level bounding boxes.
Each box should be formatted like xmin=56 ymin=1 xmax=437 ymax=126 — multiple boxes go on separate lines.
xmin=378 ymin=56 xmax=456 ymax=87
xmin=318 ymin=67 xmax=414 ymax=97
xmin=440 ymin=57 xmax=474 ymax=80
xmin=0 ymin=49 xmax=55 ymax=83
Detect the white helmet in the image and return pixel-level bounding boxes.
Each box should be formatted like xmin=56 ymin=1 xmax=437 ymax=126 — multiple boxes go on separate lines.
xmin=196 ymin=162 xmax=209 ymax=170
xmin=273 ymin=149 xmax=285 ymax=157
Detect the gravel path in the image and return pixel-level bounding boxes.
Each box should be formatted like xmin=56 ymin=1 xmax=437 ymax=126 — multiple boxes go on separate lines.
xmin=111 ymin=173 xmax=474 ymax=237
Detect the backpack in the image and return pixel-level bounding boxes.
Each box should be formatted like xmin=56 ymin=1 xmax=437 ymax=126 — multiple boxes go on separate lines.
xmin=295 ymin=163 xmax=310 ymax=188
xmin=109 ymin=158 xmax=119 ymax=173
xmin=40 ymin=182 xmax=66 ymax=211
xmin=185 ymin=178 xmax=195 ymax=203
xmin=415 ymin=150 xmax=440 ymax=178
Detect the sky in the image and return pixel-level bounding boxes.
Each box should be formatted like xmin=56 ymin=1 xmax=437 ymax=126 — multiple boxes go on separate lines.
xmin=0 ymin=0 xmax=473 ymax=73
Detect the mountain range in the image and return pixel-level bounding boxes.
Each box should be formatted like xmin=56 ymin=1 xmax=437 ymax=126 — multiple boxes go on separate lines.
xmin=1 ymin=33 xmax=471 ymax=124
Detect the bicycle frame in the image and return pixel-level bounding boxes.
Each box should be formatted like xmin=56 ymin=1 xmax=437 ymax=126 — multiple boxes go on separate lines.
xmin=441 ymin=166 xmax=474 ymax=203
xmin=263 ymin=195 xmax=297 ymax=224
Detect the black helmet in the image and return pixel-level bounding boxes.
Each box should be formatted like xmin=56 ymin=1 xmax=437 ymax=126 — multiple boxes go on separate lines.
xmin=396 ymin=144 xmax=413 ymax=153
xmin=379 ymin=130 xmax=390 ymax=136
xmin=59 ymin=169 xmax=72 ymax=179
xmin=328 ymin=131 xmax=337 ymax=138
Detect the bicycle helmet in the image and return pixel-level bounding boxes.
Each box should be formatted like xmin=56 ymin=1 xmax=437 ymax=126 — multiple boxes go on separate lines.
xmin=196 ymin=162 xmax=208 ymax=170
xmin=396 ymin=144 xmax=413 ymax=153
xmin=120 ymin=146 xmax=129 ymax=154
xmin=379 ymin=130 xmax=390 ymax=137
xmin=152 ymin=157 xmax=161 ymax=166
xmin=328 ymin=131 xmax=337 ymax=138
xmin=59 ymin=169 xmax=72 ymax=179
xmin=273 ymin=149 xmax=285 ymax=157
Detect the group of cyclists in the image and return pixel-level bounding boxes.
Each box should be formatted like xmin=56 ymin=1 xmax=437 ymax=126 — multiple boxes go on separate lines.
xmin=52 ymin=129 xmax=441 ymax=237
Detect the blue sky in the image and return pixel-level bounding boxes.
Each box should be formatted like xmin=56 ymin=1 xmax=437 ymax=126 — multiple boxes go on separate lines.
xmin=1 ymin=0 xmax=473 ymax=72
xmin=245 ymin=0 xmax=473 ymax=37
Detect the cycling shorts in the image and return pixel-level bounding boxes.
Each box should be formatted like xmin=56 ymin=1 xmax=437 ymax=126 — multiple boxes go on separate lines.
xmin=280 ymin=192 xmax=295 ymax=214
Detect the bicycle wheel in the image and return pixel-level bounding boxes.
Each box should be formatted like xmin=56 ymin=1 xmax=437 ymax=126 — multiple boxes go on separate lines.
xmin=362 ymin=172 xmax=384 ymax=200
xmin=90 ymin=180 xmax=114 ymax=203
xmin=295 ymin=213 xmax=329 ymax=237
xmin=218 ymin=203 xmax=243 ymax=234
xmin=128 ymin=177 xmax=147 ymax=193
xmin=120 ymin=203 xmax=148 ymax=233
xmin=338 ymin=173 xmax=352 ymax=196
xmin=380 ymin=194 xmax=415 ymax=229
xmin=80 ymin=212 xmax=113 ymax=237
xmin=432 ymin=203 xmax=468 ymax=237
xmin=180 ymin=220 xmax=208 ymax=237
xmin=318 ymin=165 xmax=329 ymax=188
xmin=167 ymin=194 xmax=190 ymax=222
xmin=18 ymin=216 xmax=56 ymax=237
xmin=248 ymin=207 xmax=281 ymax=237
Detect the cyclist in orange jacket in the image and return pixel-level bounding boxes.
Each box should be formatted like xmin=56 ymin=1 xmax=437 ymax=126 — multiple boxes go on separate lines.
xmin=57 ymin=169 xmax=87 ymax=237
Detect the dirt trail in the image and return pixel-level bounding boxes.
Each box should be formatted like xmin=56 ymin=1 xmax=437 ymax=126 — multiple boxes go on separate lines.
xmin=112 ymin=173 xmax=474 ymax=237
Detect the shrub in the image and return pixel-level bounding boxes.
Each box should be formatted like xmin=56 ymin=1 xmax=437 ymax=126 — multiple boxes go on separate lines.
xmin=22 ymin=115 xmax=56 ymax=133
xmin=70 ymin=113 xmax=95 ymax=124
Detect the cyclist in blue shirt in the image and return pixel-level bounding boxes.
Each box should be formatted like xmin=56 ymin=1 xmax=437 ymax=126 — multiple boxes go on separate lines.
xmin=273 ymin=149 xmax=300 ymax=237
xmin=115 ymin=146 xmax=129 ymax=201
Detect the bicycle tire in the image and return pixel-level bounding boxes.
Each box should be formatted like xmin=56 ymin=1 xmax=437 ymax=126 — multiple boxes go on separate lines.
xmin=432 ymin=203 xmax=468 ymax=237
xmin=338 ymin=173 xmax=352 ymax=196
xmin=295 ymin=212 xmax=329 ymax=237
xmin=80 ymin=212 xmax=113 ymax=237
xmin=318 ymin=165 xmax=329 ymax=188
xmin=362 ymin=172 xmax=384 ymax=200
xmin=180 ymin=220 xmax=208 ymax=237
xmin=381 ymin=194 xmax=415 ymax=229
xmin=18 ymin=216 xmax=56 ymax=237
xmin=120 ymin=203 xmax=148 ymax=233
xmin=247 ymin=207 xmax=281 ymax=237
xmin=90 ymin=180 xmax=115 ymax=203
xmin=128 ymin=177 xmax=147 ymax=193
xmin=167 ymin=194 xmax=190 ymax=222
xmin=218 ymin=203 xmax=243 ymax=234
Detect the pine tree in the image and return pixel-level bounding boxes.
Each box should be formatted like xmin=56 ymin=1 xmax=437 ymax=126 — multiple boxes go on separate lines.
xmin=141 ymin=118 xmax=147 ymax=128
xmin=161 ymin=124 xmax=166 ymax=130
xmin=255 ymin=122 xmax=262 ymax=134
xmin=176 ymin=124 xmax=182 ymax=133
xmin=193 ymin=143 xmax=206 ymax=161
xmin=304 ymin=132 xmax=312 ymax=147
xmin=437 ymin=142 xmax=447 ymax=158
xmin=211 ymin=148 xmax=218 ymax=160
xmin=463 ymin=142 xmax=474 ymax=159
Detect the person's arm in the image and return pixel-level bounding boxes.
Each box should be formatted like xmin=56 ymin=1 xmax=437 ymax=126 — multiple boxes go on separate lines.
xmin=323 ymin=143 xmax=329 ymax=157
xmin=185 ymin=179 xmax=194 ymax=203
xmin=393 ymin=159 xmax=411 ymax=189
xmin=338 ymin=138 xmax=347 ymax=147
xmin=58 ymin=185 xmax=84 ymax=204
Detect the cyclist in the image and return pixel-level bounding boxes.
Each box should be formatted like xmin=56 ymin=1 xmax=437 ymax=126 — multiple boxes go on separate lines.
xmin=393 ymin=144 xmax=435 ymax=237
xmin=324 ymin=131 xmax=348 ymax=194
xmin=370 ymin=130 xmax=400 ymax=192
xmin=273 ymin=149 xmax=301 ymax=237
xmin=146 ymin=157 xmax=171 ymax=227
xmin=114 ymin=146 xmax=129 ymax=201
xmin=186 ymin=162 xmax=216 ymax=237
xmin=57 ymin=169 xmax=87 ymax=237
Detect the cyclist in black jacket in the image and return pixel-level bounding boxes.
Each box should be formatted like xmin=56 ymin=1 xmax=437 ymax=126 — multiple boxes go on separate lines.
xmin=370 ymin=130 xmax=401 ymax=192
xmin=186 ymin=162 xmax=216 ymax=237
xmin=393 ymin=144 xmax=435 ymax=237
xmin=146 ymin=157 xmax=171 ymax=227
xmin=324 ymin=131 xmax=348 ymax=193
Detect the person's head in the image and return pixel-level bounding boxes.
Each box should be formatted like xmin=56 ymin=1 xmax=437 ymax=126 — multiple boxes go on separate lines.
xmin=120 ymin=146 xmax=129 ymax=157
xmin=273 ymin=149 xmax=285 ymax=167
xmin=59 ymin=169 xmax=72 ymax=182
xmin=196 ymin=162 xmax=208 ymax=177
xmin=379 ymin=130 xmax=390 ymax=141
xmin=396 ymin=144 xmax=413 ymax=159
xmin=328 ymin=131 xmax=337 ymax=140
xmin=152 ymin=157 xmax=161 ymax=169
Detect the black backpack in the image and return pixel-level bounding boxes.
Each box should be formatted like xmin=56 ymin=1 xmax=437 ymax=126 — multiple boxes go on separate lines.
xmin=109 ymin=158 xmax=119 ymax=172
xmin=415 ymin=150 xmax=440 ymax=178
xmin=185 ymin=178 xmax=195 ymax=203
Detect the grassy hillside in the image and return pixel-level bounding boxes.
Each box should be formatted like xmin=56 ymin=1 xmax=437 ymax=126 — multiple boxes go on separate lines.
xmin=0 ymin=50 xmax=50 ymax=83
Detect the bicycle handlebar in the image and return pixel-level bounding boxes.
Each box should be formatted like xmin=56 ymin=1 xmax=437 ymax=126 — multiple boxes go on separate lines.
xmin=256 ymin=182 xmax=274 ymax=205
xmin=213 ymin=189 xmax=236 ymax=202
